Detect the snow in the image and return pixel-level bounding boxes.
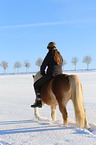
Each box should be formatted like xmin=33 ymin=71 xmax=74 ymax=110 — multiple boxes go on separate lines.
xmin=0 ymin=72 xmax=96 ymax=145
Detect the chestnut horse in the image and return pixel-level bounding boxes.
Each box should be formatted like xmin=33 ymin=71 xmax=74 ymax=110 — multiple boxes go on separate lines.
xmin=33 ymin=71 xmax=89 ymax=129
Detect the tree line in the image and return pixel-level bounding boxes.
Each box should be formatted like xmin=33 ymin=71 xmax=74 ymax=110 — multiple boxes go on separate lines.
xmin=70 ymin=55 xmax=92 ymax=70
xmin=0 ymin=59 xmax=43 ymax=73
xmin=0 ymin=55 xmax=92 ymax=73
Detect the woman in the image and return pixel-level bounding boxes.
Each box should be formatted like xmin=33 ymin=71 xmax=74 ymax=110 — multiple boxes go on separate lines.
xmin=31 ymin=42 xmax=63 ymax=108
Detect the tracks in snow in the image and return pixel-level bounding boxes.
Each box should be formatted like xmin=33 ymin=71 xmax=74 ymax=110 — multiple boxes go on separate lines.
xmin=33 ymin=117 xmax=96 ymax=135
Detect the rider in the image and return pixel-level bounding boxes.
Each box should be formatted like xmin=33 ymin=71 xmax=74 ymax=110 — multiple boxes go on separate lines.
xmin=31 ymin=42 xmax=63 ymax=108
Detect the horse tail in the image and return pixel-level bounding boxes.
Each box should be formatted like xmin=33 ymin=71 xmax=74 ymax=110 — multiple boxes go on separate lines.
xmin=69 ymin=75 xmax=85 ymax=128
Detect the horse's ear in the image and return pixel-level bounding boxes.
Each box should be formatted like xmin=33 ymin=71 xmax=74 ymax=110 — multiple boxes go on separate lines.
xmin=32 ymin=75 xmax=35 ymax=78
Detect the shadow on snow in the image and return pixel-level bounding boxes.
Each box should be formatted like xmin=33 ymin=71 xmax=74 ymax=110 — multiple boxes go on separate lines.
xmin=0 ymin=119 xmax=93 ymax=136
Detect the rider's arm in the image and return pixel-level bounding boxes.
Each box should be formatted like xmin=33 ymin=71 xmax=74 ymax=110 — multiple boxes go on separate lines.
xmin=40 ymin=52 xmax=51 ymax=75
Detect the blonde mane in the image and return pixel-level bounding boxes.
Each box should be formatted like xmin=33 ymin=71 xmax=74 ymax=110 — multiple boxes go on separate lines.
xmin=34 ymin=71 xmax=42 ymax=83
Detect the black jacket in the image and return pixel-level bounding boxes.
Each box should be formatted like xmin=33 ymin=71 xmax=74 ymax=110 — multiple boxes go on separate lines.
xmin=40 ymin=49 xmax=63 ymax=78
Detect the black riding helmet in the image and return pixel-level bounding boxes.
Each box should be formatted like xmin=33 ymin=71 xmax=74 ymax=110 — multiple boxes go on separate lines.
xmin=47 ymin=42 xmax=57 ymax=50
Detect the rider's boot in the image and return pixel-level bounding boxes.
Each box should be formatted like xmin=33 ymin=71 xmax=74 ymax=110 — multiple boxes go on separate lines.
xmin=31 ymin=93 xmax=42 ymax=108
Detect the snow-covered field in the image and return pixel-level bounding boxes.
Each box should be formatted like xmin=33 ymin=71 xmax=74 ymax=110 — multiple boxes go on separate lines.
xmin=0 ymin=71 xmax=96 ymax=145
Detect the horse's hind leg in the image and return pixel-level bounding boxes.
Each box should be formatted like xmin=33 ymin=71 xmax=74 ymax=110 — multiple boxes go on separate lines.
xmin=59 ymin=104 xmax=69 ymax=126
xmin=51 ymin=106 xmax=56 ymax=121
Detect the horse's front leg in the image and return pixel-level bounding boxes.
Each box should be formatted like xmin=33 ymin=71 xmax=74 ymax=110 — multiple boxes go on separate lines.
xmin=51 ymin=106 xmax=56 ymax=121
xmin=34 ymin=107 xmax=41 ymax=120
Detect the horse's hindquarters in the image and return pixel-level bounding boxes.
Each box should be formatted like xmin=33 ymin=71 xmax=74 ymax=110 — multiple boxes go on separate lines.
xmin=41 ymin=80 xmax=58 ymax=106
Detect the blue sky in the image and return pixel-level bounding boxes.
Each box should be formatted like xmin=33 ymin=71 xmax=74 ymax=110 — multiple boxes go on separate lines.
xmin=0 ymin=0 xmax=96 ymax=73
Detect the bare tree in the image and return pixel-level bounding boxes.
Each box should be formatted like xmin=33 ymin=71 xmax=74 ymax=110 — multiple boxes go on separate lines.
xmin=24 ymin=61 xmax=31 ymax=72
xmin=83 ymin=56 xmax=92 ymax=69
xmin=1 ymin=61 xmax=8 ymax=73
xmin=14 ymin=61 xmax=21 ymax=73
xmin=71 ymin=57 xmax=78 ymax=70
xmin=36 ymin=58 xmax=43 ymax=70
xmin=62 ymin=59 xmax=67 ymax=71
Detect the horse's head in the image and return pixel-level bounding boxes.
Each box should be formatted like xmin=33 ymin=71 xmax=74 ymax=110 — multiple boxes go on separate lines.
xmin=32 ymin=71 xmax=42 ymax=83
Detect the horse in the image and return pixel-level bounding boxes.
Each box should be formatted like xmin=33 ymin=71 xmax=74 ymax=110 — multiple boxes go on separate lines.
xmin=32 ymin=71 xmax=89 ymax=129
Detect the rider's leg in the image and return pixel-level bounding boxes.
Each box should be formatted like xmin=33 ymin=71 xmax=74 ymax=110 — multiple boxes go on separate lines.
xmin=31 ymin=87 xmax=42 ymax=108
xmin=31 ymin=75 xmax=50 ymax=108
